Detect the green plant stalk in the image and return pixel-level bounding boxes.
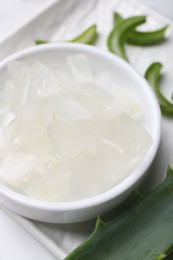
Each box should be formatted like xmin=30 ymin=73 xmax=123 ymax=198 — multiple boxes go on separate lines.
xmin=145 ymin=62 xmax=173 ymax=116
xmin=107 ymin=16 xmax=146 ymax=60
xmin=113 ymin=12 xmax=168 ymax=46
xmin=35 ymin=25 xmax=98 ymax=45
xmin=65 ymin=166 xmax=173 ymax=260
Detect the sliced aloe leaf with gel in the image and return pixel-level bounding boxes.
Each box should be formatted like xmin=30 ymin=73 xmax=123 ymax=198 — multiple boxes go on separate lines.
xmin=107 ymin=16 xmax=146 ymax=60
xmin=113 ymin=12 xmax=169 ymax=46
xmin=145 ymin=62 xmax=173 ymax=116
xmin=35 ymin=25 xmax=98 ymax=45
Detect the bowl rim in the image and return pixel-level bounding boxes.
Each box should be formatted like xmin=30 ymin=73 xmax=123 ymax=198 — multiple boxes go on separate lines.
xmin=0 ymin=43 xmax=161 ymax=211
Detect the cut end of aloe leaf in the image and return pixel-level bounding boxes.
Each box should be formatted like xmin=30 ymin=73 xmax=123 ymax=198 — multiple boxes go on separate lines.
xmin=95 ymin=216 xmax=104 ymax=230
xmin=144 ymin=62 xmax=163 ymax=82
xmin=145 ymin=62 xmax=173 ymax=116
xmin=35 ymin=39 xmax=50 ymax=45
xmin=167 ymin=165 xmax=173 ymax=175
xmin=69 ymin=24 xmax=98 ymax=45
xmin=113 ymin=12 xmax=123 ymax=25
xmin=156 ymin=253 xmax=166 ymax=260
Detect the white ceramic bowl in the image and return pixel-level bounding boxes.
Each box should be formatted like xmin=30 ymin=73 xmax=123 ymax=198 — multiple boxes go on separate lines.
xmin=0 ymin=43 xmax=161 ymax=223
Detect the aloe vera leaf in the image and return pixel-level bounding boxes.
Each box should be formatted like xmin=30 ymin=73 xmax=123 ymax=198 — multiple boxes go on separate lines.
xmin=35 ymin=25 xmax=98 ymax=46
xmin=69 ymin=25 xmax=98 ymax=45
xmin=107 ymin=16 xmax=146 ymax=60
xmin=145 ymin=62 xmax=173 ymax=116
xmin=65 ymin=166 xmax=173 ymax=260
xmin=113 ymin=12 xmax=168 ymax=46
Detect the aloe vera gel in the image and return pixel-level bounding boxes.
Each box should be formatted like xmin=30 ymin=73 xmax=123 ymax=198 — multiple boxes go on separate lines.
xmin=0 ymin=54 xmax=152 ymax=202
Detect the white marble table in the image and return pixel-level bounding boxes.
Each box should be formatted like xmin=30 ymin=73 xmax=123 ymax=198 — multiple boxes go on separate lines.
xmin=0 ymin=1 xmax=172 ymax=259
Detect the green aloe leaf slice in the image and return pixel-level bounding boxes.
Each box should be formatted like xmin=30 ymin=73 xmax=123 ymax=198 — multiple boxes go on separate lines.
xmin=35 ymin=25 xmax=98 ymax=45
xmin=107 ymin=16 xmax=146 ymax=60
xmin=113 ymin=12 xmax=168 ymax=46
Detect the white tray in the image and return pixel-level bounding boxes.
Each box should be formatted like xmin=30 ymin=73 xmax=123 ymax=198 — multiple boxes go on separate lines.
xmin=0 ymin=0 xmax=173 ymax=259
